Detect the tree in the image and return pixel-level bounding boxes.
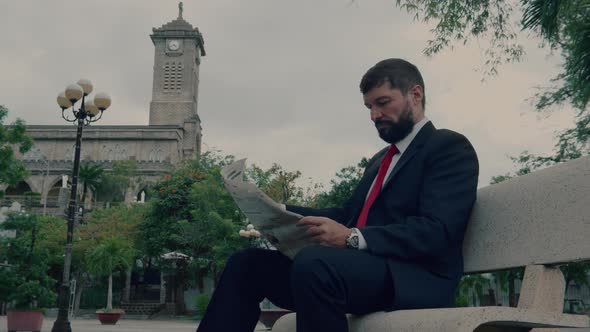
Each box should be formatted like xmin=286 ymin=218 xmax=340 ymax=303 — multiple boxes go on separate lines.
xmin=456 ymin=274 xmax=491 ymax=307
xmin=246 ymin=163 xmax=307 ymax=204
xmin=75 ymin=204 xmax=144 ymax=312
xmin=139 ymin=150 xmax=249 ymax=300
xmin=95 ymin=160 xmax=139 ymax=204
xmin=0 ymin=105 xmax=33 ymax=198
xmin=0 ymin=212 xmax=57 ymax=309
xmin=314 ymin=158 xmax=369 ymax=208
xmin=394 ymin=0 xmax=524 ymax=76
xmin=521 ymin=0 xmax=590 ymax=111
xmin=185 ymin=173 xmax=248 ymax=285
xmin=85 ymin=237 xmax=135 ymax=311
xmin=394 ymin=0 xmax=590 ymax=107
xmin=78 ymin=162 xmax=104 ymax=207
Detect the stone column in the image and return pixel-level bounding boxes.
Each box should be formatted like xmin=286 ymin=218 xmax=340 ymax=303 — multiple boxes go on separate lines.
xmin=160 ymin=272 xmax=166 ymax=305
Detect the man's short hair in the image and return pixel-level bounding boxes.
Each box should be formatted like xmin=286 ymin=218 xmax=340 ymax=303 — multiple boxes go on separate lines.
xmin=360 ymin=58 xmax=426 ymax=109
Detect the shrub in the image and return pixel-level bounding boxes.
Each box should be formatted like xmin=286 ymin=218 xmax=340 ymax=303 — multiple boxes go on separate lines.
xmin=195 ymin=293 xmax=211 ymax=318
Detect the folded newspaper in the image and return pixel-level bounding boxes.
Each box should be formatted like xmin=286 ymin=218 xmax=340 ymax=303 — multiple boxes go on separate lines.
xmin=221 ymin=159 xmax=315 ymax=259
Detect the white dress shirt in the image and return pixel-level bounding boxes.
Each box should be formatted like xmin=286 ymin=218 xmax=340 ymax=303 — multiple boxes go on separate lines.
xmin=356 ymin=117 xmax=430 ymax=249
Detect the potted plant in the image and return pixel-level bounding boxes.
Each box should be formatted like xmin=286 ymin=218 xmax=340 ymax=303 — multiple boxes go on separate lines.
xmin=95 ymin=308 xmax=126 ymax=325
xmin=1 ymin=212 xmax=57 ymax=332
xmin=5 ymin=279 xmax=56 ymax=332
xmin=85 ymin=236 xmax=134 ymax=325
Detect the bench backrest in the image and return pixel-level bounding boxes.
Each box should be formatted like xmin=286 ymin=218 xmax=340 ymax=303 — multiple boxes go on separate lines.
xmin=463 ymin=156 xmax=590 ymax=274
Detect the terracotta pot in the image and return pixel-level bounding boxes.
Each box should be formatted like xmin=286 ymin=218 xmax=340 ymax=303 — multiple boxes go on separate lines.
xmin=96 ymin=311 xmax=124 ymax=325
xmin=258 ymin=309 xmax=292 ymax=330
xmin=7 ymin=310 xmax=44 ymax=332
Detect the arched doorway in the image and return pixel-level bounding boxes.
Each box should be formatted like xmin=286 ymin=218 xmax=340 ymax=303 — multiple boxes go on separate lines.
xmin=3 ymin=181 xmax=34 ymax=208
xmin=46 ymin=180 xmax=64 ymax=208
xmin=5 ymin=181 xmax=32 ymax=196
xmin=136 ymin=187 xmax=150 ymax=203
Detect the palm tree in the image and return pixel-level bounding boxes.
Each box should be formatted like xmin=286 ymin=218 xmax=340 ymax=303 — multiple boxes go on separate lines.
xmin=85 ymin=237 xmax=134 ymax=311
xmin=78 ymin=163 xmax=103 ymax=211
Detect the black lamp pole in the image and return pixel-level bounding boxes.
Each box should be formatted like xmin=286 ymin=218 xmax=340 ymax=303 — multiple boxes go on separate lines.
xmin=51 ymin=81 xmax=110 ymax=332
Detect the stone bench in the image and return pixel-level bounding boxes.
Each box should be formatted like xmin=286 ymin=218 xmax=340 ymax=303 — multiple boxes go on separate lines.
xmin=273 ymin=156 xmax=590 ymax=331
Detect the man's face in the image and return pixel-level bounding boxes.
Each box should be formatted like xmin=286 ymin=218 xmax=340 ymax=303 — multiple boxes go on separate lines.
xmin=363 ymin=82 xmax=419 ymax=144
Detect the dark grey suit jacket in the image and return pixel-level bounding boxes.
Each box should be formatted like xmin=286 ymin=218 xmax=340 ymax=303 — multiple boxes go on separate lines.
xmin=288 ymin=122 xmax=479 ymax=309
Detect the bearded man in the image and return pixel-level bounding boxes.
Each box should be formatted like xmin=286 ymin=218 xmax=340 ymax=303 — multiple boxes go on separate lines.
xmin=197 ymin=58 xmax=479 ymax=332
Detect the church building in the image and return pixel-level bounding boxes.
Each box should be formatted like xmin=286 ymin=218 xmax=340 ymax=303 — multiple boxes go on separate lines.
xmin=4 ymin=5 xmax=206 ymax=214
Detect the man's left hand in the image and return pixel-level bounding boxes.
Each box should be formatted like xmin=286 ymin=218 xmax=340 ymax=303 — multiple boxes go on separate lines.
xmin=297 ymin=216 xmax=351 ymax=248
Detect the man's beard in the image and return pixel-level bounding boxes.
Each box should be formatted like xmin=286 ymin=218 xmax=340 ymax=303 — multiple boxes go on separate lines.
xmin=375 ymin=103 xmax=415 ymax=144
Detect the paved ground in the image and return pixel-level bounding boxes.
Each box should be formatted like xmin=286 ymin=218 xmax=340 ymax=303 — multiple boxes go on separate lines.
xmin=0 ymin=317 xmax=270 ymax=332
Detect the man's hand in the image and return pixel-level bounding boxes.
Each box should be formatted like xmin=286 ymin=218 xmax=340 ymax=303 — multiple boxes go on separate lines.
xmin=297 ymin=216 xmax=352 ymax=248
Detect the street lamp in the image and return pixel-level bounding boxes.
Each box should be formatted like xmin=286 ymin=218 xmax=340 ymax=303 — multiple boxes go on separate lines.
xmin=51 ymin=79 xmax=111 ymax=332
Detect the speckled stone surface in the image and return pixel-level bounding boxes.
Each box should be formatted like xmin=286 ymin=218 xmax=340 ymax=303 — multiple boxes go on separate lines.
xmin=273 ymin=307 xmax=588 ymax=332
xmin=273 ymin=308 xmax=588 ymax=332
xmin=463 ymin=156 xmax=590 ymax=273
xmin=518 ymin=265 xmax=565 ymax=312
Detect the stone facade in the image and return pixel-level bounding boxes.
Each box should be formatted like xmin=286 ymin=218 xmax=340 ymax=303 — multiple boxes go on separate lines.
xmin=6 ymin=7 xmax=206 ymax=212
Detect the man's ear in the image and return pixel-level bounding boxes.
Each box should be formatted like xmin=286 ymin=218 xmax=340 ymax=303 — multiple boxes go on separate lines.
xmin=409 ymin=85 xmax=423 ymax=107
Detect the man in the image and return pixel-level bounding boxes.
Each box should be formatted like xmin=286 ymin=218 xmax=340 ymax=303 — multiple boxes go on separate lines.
xmin=197 ymin=58 xmax=479 ymax=332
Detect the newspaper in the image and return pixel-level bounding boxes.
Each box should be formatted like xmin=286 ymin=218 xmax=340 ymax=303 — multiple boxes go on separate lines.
xmin=221 ymin=159 xmax=315 ymax=259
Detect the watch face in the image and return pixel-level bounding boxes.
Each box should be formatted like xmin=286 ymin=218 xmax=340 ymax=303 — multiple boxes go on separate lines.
xmin=168 ymin=40 xmax=180 ymax=51
xmin=346 ymin=230 xmax=359 ymax=249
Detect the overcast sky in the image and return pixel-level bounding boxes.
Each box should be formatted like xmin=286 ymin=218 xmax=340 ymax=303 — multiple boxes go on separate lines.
xmin=0 ymin=0 xmax=575 ymax=189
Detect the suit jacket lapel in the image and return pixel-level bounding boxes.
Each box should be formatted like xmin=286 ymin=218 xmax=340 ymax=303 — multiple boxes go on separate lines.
xmin=382 ymin=121 xmax=436 ymax=189
xmin=346 ymin=122 xmax=436 ymax=226
xmin=345 ymin=147 xmax=387 ymax=226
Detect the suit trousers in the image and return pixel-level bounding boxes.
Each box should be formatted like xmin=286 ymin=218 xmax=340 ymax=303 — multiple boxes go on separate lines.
xmin=196 ymin=245 xmax=394 ymax=332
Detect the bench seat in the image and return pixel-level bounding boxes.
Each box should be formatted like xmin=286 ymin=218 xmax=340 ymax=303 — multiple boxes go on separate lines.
xmin=274 ymin=307 xmax=589 ymax=332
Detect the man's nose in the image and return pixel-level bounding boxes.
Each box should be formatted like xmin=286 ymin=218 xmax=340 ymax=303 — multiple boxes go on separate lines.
xmin=370 ymin=108 xmax=382 ymax=122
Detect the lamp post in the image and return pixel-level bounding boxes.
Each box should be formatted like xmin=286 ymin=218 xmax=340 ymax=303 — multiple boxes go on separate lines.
xmin=51 ymin=79 xmax=111 ymax=332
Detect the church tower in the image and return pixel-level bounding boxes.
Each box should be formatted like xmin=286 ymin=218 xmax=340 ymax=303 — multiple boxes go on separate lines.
xmin=149 ymin=2 xmax=206 ymax=157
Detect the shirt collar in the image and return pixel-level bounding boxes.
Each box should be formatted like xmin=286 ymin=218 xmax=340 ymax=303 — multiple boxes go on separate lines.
xmin=395 ymin=117 xmax=430 ymax=155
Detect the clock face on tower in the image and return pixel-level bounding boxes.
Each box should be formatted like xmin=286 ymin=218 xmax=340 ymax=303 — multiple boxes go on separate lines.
xmin=167 ymin=40 xmax=181 ymax=51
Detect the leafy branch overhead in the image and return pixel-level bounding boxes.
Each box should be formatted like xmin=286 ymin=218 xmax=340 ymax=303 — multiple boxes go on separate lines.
xmin=0 ymin=105 xmax=33 ymax=198
xmin=395 ymin=0 xmax=524 ymax=76
xmin=395 ymin=0 xmax=590 ymax=111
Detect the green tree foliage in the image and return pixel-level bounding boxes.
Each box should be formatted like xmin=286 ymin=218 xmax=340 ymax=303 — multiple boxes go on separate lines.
xmin=85 ymin=237 xmax=135 ymax=311
xmin=394 ymin=0 xmax=590 ymax=147
xmin=246 ymin=163 xmax=306 ymax=204
xmin=395 ymin=0 xmax=525 ymax=76
xmin=194 ymin=293 xmax=211 ymax=319
xmin=78 ymin=162 xmax=104 ymax=205
xmin=521 ymin=0 xmax=590 ymax=111
xmin=455 ymin=274 xmax=491 ymax=307
xmin=314 ymin=158 xmax=369 ymax=208
xmin=70 ymin=204 xmax=144 ymax=312
xmin=139 ymin=151 xmax=249 ymax=288
xmin=493 ymin=268 xmax=525 ymax=307
xmin=96 ymin=160 xmax=139 ymax=204
xmin=0 ymin=212 xmax=57 ymax=308
xmin=81 ymin=205 xmax=144 ymax=252
xmin=394 ymin=0 xmax=590 ymax=107
xmin=0 ymin=105 xmax=33 ymax=198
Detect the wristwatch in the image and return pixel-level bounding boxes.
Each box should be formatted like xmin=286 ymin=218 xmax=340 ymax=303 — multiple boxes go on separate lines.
xmin=346 ymin=228 xmax=360 ymax=249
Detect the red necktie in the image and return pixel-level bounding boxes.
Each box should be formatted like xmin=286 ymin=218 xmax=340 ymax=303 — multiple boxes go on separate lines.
xmin=356 ymin=145 xmax=399 ymax=228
